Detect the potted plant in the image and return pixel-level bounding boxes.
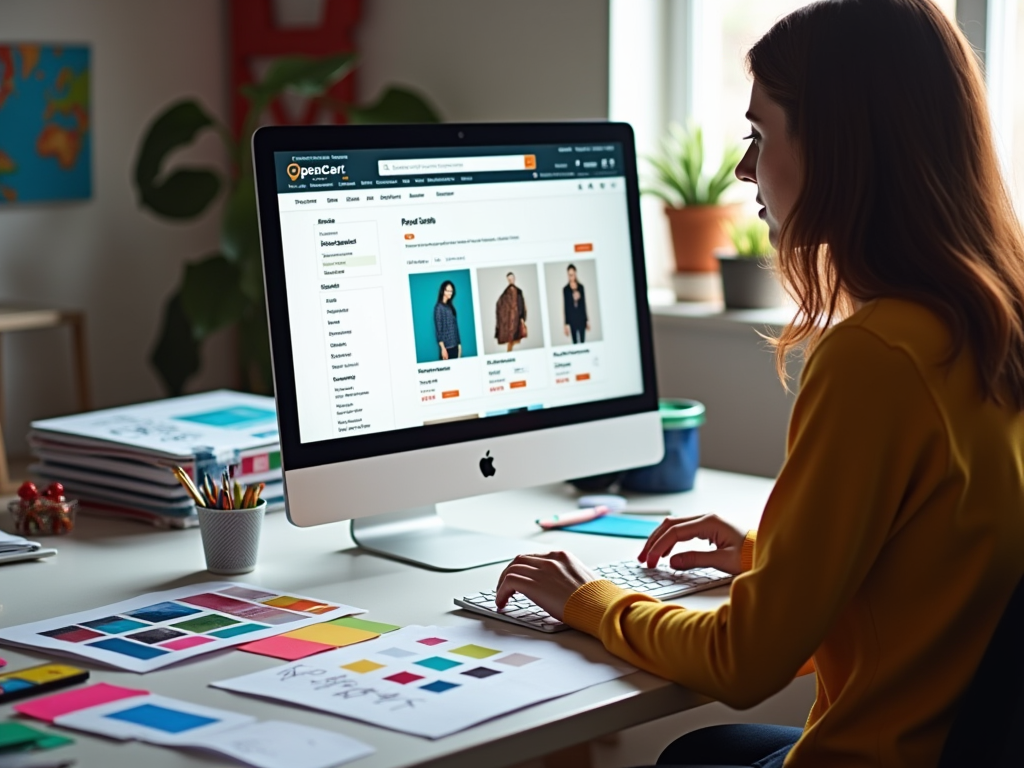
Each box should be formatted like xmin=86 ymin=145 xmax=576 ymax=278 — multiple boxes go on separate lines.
xmin=134 ymin=54 xmax=440 ymax=395
xmin=716 ymin=218 xmax=785 ymax=309
xmin=647 ymin=123 xmax=743 ymax=300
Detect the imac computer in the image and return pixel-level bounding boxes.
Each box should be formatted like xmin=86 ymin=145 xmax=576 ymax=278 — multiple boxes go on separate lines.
xmin=252 ymin=122 xmax=663 ymax=571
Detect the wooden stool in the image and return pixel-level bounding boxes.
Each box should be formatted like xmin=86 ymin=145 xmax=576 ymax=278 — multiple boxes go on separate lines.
xmin=0 ymin=307 xmax=92 ymax=493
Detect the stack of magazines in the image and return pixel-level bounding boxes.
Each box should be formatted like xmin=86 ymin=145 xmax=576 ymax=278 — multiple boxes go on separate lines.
xmin=28 ymin=390 xmax=284 ymax=529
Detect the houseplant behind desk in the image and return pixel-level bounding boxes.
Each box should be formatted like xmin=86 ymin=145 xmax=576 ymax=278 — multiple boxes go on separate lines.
xmin=716 ymin=218 xmax=785 ymax=309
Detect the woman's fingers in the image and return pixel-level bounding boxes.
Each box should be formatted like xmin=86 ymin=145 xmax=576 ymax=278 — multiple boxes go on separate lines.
xmin=669 ymin=547 xmax=740 ymax=574
xmin=639 ymin=515 xmax=743 ymax=568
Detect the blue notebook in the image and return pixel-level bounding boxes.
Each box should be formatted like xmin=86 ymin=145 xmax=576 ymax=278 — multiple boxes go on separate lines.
xmin=562 ymin=515 xmax=660 ymax=538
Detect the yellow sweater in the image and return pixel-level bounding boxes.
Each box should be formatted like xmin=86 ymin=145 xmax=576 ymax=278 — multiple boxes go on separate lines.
xmin=565 ymin=299 xmax=1024 ymax=767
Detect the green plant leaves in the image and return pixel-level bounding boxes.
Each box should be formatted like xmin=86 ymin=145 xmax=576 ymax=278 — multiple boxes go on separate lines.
xmin=151 ymin=293 xmax=201 ymax=397
xmin=220 ymin=180 xmax=259 ymax=264
xmin=179 ymin=254 xmax=248 ymax=339
xmin=347 ymin=86 xmax=441 ymax=124
xmin=646 ymin=122 xmax=740 ymax=207
xmin=135 ymin=101 xmax=222 ymax=218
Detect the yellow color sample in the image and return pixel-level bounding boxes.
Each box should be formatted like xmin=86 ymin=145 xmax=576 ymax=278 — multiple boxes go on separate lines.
xmin=12 ymin=664 xmax=83 ymax=683
xmin=285 ymin=623 xmax=379 ymax=647
xmin=262 ymin=596 xmax=300 ymax=608
xmin=343 ymin=659 xmax=385 ymax=674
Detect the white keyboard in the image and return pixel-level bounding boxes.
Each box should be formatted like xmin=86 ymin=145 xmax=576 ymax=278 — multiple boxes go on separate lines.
xmin=454 ymin=560 xmax=733 ymax=633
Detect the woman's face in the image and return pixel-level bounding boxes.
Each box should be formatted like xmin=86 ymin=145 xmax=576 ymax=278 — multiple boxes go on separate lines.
xmin=443 ymin=284 xmax=453 ymax=302
xmin=735 ymin=81 xmax=802 ymax=247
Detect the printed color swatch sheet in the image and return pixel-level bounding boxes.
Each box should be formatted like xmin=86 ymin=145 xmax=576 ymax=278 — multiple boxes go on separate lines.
xmin=213 ymin=624 xmax=635 ymax=738
xmin=0 ymin=582 xmax=364 ymax=673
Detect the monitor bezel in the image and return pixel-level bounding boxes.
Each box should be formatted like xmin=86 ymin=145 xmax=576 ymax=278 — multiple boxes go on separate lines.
xmin=252 ymin=122 xmax=658 ymax=472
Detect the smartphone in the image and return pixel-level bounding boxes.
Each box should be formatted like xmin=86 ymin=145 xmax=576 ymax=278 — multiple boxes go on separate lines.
xmin=0 ymin=663 xmax=89 ymax=704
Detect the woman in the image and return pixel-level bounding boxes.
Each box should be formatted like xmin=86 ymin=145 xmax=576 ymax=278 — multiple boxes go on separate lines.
xmin=495 ymin=2 xmax=1024 ymax=766
xmin=562 ymin=263 xmax=589 ymax=344
xmin=433 ymin=280 xmax=460 ymax=360
xmin=495 ymin=272 xmax=526 ymax=352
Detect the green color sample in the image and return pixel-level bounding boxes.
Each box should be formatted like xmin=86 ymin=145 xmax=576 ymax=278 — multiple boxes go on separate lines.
xmin=449 ymin=643 xmax=501 ymax=659
xmin=171 ymin=614 xmax=239 ymax=633
xmin=0 ymin=721 xmax=72 ymax=751
xmin=329 ymin=616 xmax=401 ymax=634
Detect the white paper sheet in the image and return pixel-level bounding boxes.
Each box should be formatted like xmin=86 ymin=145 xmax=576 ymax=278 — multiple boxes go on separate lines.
xmin=212 ymin=624 xmax=636 ymax=739
xmin=55 ymin=695 xmax=373 ymax=768
xmin=0 ymin=581 xmax=364 ymax=673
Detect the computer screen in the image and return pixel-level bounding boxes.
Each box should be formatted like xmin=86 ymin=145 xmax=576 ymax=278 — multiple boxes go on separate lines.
xmin=270 ymin=142 xmax=644 ymax=446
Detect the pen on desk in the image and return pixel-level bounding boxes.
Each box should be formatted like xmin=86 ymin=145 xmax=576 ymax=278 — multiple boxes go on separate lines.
xmin=620 ymin=509 xmax=673 ymax=516
xmin=536 ymin=505 xmax=609 ymax=530
xmin=171 ymin=467 xmax=206 ymax=507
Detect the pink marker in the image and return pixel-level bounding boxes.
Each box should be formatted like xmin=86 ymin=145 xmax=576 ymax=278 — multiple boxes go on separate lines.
xmin=536 ymin=505 xmax=610 ymax=530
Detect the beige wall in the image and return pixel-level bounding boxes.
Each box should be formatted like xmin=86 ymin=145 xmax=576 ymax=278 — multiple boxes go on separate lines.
xmin=0 ymin=0 xmax=611 ymax=456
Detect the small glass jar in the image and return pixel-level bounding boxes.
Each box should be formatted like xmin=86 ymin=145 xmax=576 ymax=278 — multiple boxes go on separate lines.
xmin=8 ymin=498 xmax=77 ymax=536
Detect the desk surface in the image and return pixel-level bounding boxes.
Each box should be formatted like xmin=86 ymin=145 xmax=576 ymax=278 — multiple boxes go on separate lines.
xmin=0 ymin=469 xmax=773 ymax=768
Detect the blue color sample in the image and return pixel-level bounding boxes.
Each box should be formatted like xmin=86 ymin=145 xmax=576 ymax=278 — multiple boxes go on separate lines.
xmin=88 ymin=637 xmax=169 ymax=660
xmin=83 ymin=617 xmax=150 ymax=634
xmin=420 ymin=680 xmax=460 ymax=693
xmin=208 ymin=623 xmax=265 ymax=639
xmin=0 ymin=678 xmax=34 ymax=694
xmin=106 ymin=704 xmax=217 ymax=733
xmin=415 ymin=656 xmax=462 ymax=672
xmin=563 ymin=515 xmax=660 ymax=539
xmin=175 ymin=406 xmax=276 ymax=429
xmin=126 ymin=602 xmax=200 ymax=624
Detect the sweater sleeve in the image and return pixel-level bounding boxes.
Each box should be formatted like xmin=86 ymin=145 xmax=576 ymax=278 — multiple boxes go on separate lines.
xmin=564 ymin=326 xmax=944 ymax=709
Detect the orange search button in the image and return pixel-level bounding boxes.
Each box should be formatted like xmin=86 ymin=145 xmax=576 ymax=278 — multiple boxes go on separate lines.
xmin=575 ymin=373 xmax=591 ymax=381
xmin=524 ymin=154 xmax=537 ymax=169
xmin=574 ymin=243 xmax=593 ymax=252
xmin=442 ymin=390 xmax=460 ymax=399
xmin=510 ymin=380 xmax=527 ymax=389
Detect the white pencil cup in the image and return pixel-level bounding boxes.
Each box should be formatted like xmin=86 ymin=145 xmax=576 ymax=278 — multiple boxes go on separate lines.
xmin=196 ymin=501 xmax=267 ymax=575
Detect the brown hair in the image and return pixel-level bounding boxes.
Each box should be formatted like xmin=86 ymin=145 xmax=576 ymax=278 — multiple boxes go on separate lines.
xmin=748 ymin=0 xmax=1024 ymax=408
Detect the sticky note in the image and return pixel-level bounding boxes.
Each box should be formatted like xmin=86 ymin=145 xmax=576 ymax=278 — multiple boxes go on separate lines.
xmin=284 ymin=623 xmax=378 ymax=647
xmin=449 ymin=643 xmax=501 ymax=659
xmin=239 ymin=635 xmax=335 ymax=661
xmin=15 ymin=682 xmax=149 ymax=723
xmin=329 ymin=616 xmax=401 ymax=634
xmin=342 ymin=659 xmax=385 ymax=674
xmin=562 ymin=514 xmax=660 ymax=538
xmin=0 ymin=721 xmax=43 ymax=749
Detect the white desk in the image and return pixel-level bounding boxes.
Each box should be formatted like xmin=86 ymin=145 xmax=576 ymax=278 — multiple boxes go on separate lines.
xmin=0 ymin=469 xmax=773 ymax=767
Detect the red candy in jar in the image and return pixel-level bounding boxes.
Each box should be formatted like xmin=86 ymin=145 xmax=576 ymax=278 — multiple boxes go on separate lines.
xmin=17 ymin=481 xmax=39 ymax=501
xmin=43 ymin=482 xmax=65 ymax=503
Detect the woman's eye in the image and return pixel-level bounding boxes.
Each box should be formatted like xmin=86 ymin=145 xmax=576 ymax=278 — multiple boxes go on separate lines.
xmin=743 ymin=132 xmax=760 ymax=145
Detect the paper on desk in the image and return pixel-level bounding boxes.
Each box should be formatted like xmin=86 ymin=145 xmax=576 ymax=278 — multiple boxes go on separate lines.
xmin=54 ymin=694 xmax=373 ymax=768
xmin=562 ymin=514 xmax=660 ymax=538
xmin=0 ymin=581 xmax=365 ymax=673
xmin=213 ymin=624 xmax=636 ymax=739
xmin=15 ymin=682 xmax=149 ymax=722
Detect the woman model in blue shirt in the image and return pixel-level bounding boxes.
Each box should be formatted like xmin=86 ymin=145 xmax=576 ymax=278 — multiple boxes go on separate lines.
xmin=433 ymin=280 xmax=461 ymax=360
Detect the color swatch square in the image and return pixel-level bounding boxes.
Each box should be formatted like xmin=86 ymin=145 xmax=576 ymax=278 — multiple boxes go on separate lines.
xmin=159 ymin=636 xmax=214 ymax=651
xmin=378 ymin=647 xmax=417 ymax=659
xmin=420 ymin=680 xmax=460 ymax=693
xmin=449 ymin=644 xmax=501 ymax=659
xmin=239 ymin=635 xmax=334 ymax=660
xmin=417 ymin=637 xmax=446 ymax=646
xmin=88 ymin=637 xmax=169 ymax=660
xmin=40 ymin=626 xmax=103 ymax=643
xmin=82 ymin=617 xmax=149 ymax=635
xmin=461 ymin=666 xmax=501 ymax=679
xmin=209 ymin=623 xmax=265 ymax=639
xmin=126 ymin=628 xmax=184 ymax=645
xmin=415 ymin=656 xmax=462 ymax=672
xmin=495 ymin=652 xmax=540 ymax=667
xmin=261 ymin=596 xmax=333 ymax=613
xmin=172 ymin=614 xmax=238 ymax=633
xmin=126 ymin=602 xmax=199 ymax=624
xmin=342 ymin=659 xmax=385 ymax=674
xmin=330 ymin=616 xmax=401 ymax=634
xmin=106 ymin=703 xmax=217 ymax=734
xmin=383 ymin=671 xmax=423 ymax=685
xmin=285 ymin=623 xmax=377 ymax=647
xmin=219 ymin=586 xmax=276 ymax=601
xmin=0 ymin=678 xmax=33 ymax=694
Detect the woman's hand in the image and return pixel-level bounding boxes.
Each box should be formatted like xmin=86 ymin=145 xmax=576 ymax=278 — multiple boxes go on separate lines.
xmin=495 ymin=551 xmax=599 ymax=621
xmin=440 ymin=344 xmax=449 ymax=360
xmin=637 ymin=514 xmax=748 ymax=575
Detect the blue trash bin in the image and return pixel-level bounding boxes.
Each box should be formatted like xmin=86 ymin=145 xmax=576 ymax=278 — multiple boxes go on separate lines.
xmin=621 ymin=399 xmax=706 ymax=493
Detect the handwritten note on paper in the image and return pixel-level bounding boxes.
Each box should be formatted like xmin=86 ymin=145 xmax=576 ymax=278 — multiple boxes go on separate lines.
xmin=212 ymin=624 xmax=636 ymax=739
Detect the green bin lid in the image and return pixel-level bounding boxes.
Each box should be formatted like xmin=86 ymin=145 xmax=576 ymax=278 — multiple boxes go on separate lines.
xmin=659 ymin=398 xmax=706 ymax=429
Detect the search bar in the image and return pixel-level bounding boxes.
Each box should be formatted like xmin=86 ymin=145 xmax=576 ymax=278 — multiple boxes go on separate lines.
xmin=377 ymin=155 xmax=536 ymax=176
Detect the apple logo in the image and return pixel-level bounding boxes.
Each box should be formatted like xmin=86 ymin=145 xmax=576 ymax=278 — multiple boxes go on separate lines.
xmin=479 ymin=450 xmax=496 ymax=478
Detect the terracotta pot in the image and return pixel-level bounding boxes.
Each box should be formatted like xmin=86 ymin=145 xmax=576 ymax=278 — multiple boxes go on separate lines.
xmin=665 ymin=204 xmax=741 ymax=273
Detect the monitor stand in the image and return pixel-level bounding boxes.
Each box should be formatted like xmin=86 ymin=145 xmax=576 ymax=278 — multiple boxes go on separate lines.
xmin=350 ymin=505 xmax=531 ymax=571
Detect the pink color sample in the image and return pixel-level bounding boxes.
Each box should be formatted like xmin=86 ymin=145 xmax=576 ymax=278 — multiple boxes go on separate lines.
xmin=417 ymin=637 xmax=446 ymax=646
xmin=384 ymin=671 xmax=424 ymax=685
xmin=14 ymin=682 xmax=149 ymax=723
xmin=160 ymin=635 xmax=216 ymax=651
xmin=238 ymin=635 xmax=335 ymax=660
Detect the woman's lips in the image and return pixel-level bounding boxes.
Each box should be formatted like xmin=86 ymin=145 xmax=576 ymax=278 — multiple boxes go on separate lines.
xmin=758 ymin=206 xmax=767 ymax=219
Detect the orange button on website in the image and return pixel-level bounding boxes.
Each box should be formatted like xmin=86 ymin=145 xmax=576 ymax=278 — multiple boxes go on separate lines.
xmin=575 ymin=373 xmax=591 ymax=381
xmin=574 ymin=243 xmax=593 ymax=252
xmin=510 ymin=380 xmax=527 ymax=389
xmin=442 ymin=390 xmax=460 ymax=399
xmin=404 ymin=233 xmax=415 ymax=240
xmin=524 ymin=154 xmax=536 ymax=169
